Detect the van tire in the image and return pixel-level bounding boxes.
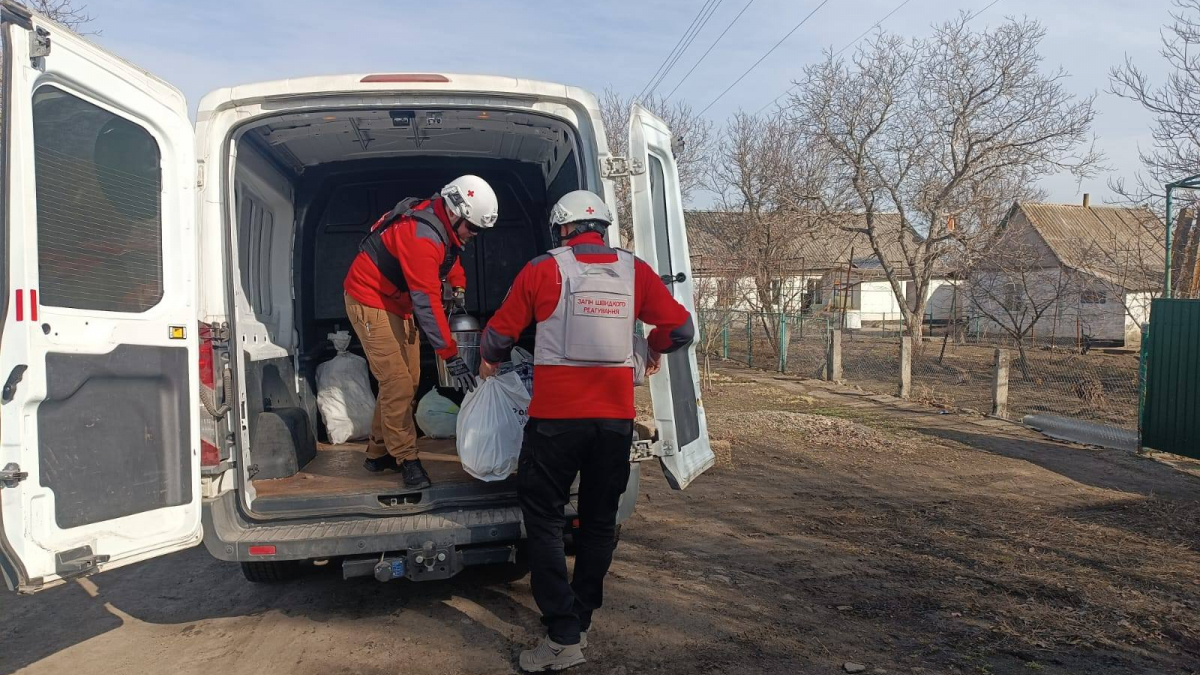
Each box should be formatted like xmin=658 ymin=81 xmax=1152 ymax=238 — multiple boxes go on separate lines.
xmin=240 ymin=560 xmax=300 ymax=583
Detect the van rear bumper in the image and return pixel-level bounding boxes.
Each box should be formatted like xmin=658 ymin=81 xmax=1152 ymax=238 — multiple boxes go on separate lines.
xmin=201 ymin=490 xmax=524 ymax=563
xmin=202 ymin=462 xmax=641 ymax=563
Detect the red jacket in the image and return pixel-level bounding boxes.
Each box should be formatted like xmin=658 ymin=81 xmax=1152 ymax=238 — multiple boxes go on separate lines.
xmin=343 ymin=199 xmax=466 ymax=360
xmin=481 ymin=232 xmax=695 ymax=419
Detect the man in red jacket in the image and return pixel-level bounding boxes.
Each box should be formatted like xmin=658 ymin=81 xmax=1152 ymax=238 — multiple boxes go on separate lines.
xmin=477 ymin=190 xmax=694 ymax=672
xmin=343 ymin=175 xmax=498 ymax=489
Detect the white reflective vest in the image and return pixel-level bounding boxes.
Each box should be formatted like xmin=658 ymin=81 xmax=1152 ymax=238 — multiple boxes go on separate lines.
xmin=533 ymin=247 xmax=636 ymax=368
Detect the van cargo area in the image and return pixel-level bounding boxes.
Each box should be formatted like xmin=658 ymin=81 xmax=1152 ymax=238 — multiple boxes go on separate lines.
xmin=225 ymin=106 xmax=590 ymax=517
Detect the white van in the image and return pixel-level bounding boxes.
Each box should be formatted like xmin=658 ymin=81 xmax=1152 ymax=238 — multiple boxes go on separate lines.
xmin=0 ymin=3 xmax=714 ymax=592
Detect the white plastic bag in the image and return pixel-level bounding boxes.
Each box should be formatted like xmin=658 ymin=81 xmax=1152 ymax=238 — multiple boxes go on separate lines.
xmin=316 ymin=331 xmax=375 ymax=444
xmin=633 ymin=334 xmax=650 ymax=386
xmin=456 ymin=371 xmax=530 ymax=481
xmin=416 ymin=389 xmax=459 ymax=439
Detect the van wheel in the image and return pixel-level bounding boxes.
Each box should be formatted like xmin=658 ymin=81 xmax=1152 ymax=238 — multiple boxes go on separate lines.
xmin=240 ymin=560 xmax=300 ymax=583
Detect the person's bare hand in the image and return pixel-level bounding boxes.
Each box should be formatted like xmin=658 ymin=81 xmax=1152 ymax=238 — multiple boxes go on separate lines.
xmin=645 ymin=350 xmax=662 ymax=376
xmin=478 ymin=359 xmax=500 ymax=380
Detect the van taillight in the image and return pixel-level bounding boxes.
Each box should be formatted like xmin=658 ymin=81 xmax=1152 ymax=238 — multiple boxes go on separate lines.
xmin=199 ymin=322 xmax=221 ymax=468
xmin=199 ymin=323 xmax=215 ymax=388
xmin=360 ymin=73 xmax=449 ymax=83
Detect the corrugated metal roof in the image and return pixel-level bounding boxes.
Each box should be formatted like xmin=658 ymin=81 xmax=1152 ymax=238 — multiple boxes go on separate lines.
xmin=1015 ymin=203 xmax=1165 ymax=290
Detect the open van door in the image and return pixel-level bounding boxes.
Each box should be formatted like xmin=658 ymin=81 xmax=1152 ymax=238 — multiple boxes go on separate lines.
xmin=627 ymin=104 xmax=715 ymax=490
xmin=0 ymin=3 xmax=201 ymax=592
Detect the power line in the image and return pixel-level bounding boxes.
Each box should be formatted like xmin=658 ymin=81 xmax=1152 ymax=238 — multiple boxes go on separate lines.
xmin=833 ymin=0 xmax=915 ymax=57
xmin=638 ymin=0 xmax=721 ymax=101
xmin=664 ymin=0 xmax=758 ymax=101
xmin=647 ymin=0 xmax=726 ymax=99
xmin=753 ymin=0 xmax=916 ymax=115
xmin=753 ymin=0 xmax=1002 ymax=116
xmin=697 ymin=0 xmax=833 ymax=117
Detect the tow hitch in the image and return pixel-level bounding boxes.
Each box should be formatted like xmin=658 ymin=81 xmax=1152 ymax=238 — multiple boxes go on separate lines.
xmin=342 ymin=542 xmax=516 ymax=582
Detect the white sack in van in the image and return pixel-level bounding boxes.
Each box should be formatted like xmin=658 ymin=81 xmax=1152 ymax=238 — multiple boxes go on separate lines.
xmin=316 ymin=331 xmax=375 ymax=444
xmin=416 ymin=389 xmax=459 ymax=439
xmin=456 ymin=371 xmax=530 ymax=482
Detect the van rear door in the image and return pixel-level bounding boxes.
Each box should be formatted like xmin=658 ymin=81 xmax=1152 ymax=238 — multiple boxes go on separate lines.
xmin=0 ymin=4 xmax=202 ymax=593
xmin=627 ymin=104 xmax=715 ymax=490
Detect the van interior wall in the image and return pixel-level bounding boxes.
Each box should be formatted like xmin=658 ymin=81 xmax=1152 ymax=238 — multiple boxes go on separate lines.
xmin=232 ymin=141 xmax=318 ymax=480
xmin=231 ymin=125 xmax=583 ymax=485
xmin=294 ymin=157 xmax=568 ymax=410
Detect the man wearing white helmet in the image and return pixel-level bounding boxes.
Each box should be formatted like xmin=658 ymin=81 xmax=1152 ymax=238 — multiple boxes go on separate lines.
xmin=343 ymin=175 xmax=498 ymax=489
xmin=478 ymin=189 xmax=694 ymax=671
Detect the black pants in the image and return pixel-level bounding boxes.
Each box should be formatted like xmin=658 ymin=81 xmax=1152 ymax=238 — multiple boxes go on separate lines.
xmin=518 ymin=418 xmax=634 ymax=646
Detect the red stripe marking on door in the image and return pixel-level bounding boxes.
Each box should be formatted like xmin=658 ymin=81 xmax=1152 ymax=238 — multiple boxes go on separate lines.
xmin=29 ymin=290 xmax=37 ymax=322
xmin=15 ymin=289 xmax=23 ymax=322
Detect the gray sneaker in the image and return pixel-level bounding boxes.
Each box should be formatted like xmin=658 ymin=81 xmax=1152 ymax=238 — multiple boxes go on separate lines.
xmin=579 ymin=631 xmax=588 ymax=649
xmin=519 ymin=637 xmax=586 ymax=672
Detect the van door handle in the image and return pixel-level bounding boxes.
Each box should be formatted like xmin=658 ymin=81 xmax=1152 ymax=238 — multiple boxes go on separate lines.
xmin=660 ymin=273 xmax=687 ymax=285
xmin=2 ymin=365 xmax=27 ymax=404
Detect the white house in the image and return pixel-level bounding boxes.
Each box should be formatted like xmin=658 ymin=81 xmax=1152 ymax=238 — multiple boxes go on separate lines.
xmin=687 ymin=211 xmax=955 ymax=329
xmin=967 ymin=199 xmax=1163 ymax=346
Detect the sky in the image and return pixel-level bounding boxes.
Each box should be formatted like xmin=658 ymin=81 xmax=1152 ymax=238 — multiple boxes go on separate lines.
xmin=77 ymin=0 xmax=1170 ymax=208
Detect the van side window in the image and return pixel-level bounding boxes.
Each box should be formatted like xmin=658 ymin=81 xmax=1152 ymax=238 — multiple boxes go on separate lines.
xmin=647 ymin=153 xmax=702 ymax=447
xmin=32 ymin=86 xmax=164 ymax=312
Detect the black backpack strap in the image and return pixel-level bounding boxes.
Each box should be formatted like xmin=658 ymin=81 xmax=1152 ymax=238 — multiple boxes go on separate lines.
xmin=359 ymin=196 xmax=456 ymax=292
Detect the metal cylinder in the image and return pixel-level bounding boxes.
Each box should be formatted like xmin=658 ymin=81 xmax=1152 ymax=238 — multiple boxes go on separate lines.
xmin=436 ymin=314 xmax=482 ymax=387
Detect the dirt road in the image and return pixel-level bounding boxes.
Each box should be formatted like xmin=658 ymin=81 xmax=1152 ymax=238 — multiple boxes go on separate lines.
xmin=3 ymin=366 xmax=1199 ymax=675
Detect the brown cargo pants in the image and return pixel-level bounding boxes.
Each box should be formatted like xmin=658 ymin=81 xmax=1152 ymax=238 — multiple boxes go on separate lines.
xmin=344 ymin=293 xmax=422 ymax=462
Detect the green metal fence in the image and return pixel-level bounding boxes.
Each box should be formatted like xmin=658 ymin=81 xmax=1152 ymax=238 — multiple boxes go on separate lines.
xmin=696 ymin=309 xmax=830 ymax=375
xmin=1140 ymin=299 xmax=1200 ymax=457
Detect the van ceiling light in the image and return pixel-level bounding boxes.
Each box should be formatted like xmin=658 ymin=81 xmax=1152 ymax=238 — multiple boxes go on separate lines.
xmin=361 ymin=74 xmax=450 ymax=83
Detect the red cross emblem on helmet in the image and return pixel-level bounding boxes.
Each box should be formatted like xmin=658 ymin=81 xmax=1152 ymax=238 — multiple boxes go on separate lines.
xmin=467 ymin=190 xmax=475 ymax=197
xmin=586 ymin=207 xmax=595 ymax=214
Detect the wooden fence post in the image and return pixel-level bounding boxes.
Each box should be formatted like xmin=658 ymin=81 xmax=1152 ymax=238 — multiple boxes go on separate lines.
xmin=992 ymin=348 xmax=1010 ymax=418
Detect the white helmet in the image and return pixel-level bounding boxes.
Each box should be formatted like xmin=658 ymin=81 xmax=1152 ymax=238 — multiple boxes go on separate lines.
xmin=441 ymin=175 xmax=499 ymax=229
xmin=550 ymin=190 xmax=613 ymax=229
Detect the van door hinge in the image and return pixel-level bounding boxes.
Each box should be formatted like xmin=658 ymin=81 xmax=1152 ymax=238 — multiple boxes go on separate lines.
xmin=602 ymin=156 xmax=645 ymax=178
xmin=29 ymin=26 xmax=50 ymax=61
xmin=196 ymin=160 xmax=205 ymax=189
xmin=0 ymin=463 xmax=27 ymax=488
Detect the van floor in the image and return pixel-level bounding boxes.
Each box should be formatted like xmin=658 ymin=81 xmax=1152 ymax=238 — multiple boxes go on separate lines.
xmin=252 ymin=438 xmax=476 ymax=499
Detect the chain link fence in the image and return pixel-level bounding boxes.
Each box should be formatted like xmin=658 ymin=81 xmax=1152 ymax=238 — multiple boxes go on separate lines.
xmin=696 ymin=308 xmax=1142 ymax=431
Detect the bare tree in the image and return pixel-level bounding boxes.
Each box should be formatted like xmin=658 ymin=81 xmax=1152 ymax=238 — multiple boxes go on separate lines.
xmin=788 ymin=15 xmax=1100 ymax=340
xmin=691 ymin=269 xmax=742 ymax=387
xmin=698 ymin=111 xmax=830 ymax=360
xmin=965 ymin=236 xmax=1079 ymax=376
xmin=1109 ymin=0 xmax=1200 ymax=210
xmin=599 ymin=89 xmax=714 ymax=247
xmin=32 ymin=1 xmax=93 ymax=29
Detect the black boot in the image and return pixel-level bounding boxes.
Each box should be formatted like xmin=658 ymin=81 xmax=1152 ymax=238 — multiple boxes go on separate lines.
xmin=401 ymin=459 xmax=432 ymax=490
xmin=363 ymin=455 xmax=398 ymax=473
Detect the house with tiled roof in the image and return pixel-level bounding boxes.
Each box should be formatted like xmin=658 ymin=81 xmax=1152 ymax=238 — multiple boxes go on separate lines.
xmin=969 ymin=197 xmax=1164 ymax=346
